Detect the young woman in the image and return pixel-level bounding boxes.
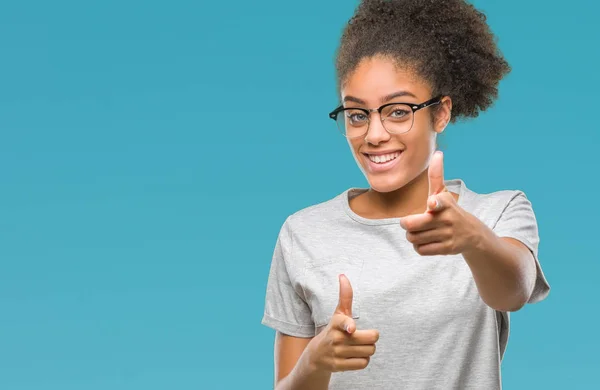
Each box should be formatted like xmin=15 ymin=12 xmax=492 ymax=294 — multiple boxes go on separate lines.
xmin=261 ymin=1 xmax=550 ymax=389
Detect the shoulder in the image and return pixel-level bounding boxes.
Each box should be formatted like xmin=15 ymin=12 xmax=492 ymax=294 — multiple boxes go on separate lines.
xmin=459 ymin=179 xmax=528 ymax=207
xmin=456 ymin=179 xmax=533 ymax=224
xmin=282 ymin=189 xmax=350 ymax=233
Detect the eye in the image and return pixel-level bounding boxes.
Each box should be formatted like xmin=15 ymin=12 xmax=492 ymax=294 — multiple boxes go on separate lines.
xmin=383 ymin=104 xmax=412 ymax=122
xmin=350 ymin=113 xmax=367 ymax=122
xmin=390 ymin=109 xmax=409 ymax=118
xmin=345 ymin=109 xmax=368 ymax=125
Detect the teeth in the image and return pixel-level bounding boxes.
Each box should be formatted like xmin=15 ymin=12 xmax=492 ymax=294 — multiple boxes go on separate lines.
xmin=368 ymin=151 xmax=401 ymax=164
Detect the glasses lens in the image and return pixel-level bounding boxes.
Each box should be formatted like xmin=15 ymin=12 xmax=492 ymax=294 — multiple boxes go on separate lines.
xmin=381 ymin=104 xmax=414 ymax=134
xmin=336 ymin=108 xmax=369 ymax=138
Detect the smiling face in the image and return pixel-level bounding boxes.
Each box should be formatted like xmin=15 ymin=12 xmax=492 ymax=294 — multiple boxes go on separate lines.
xmin=341 ymin=55 xmax=452 ymax=193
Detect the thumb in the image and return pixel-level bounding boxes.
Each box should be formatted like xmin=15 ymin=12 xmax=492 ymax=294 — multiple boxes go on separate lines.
xmin=426 ymin=194 xmax=443 ymax=213
xmin=428 ymin=150 xmax=446 ymax=196
xmin=338 ymin=316 xmax=356 ymax=334
xmin=335 ymin=274 xmax=353 ymax=317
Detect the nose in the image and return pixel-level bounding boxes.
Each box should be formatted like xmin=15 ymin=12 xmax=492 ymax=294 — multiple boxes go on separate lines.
xmin=363 ymin=112 xmax=391 ymax=146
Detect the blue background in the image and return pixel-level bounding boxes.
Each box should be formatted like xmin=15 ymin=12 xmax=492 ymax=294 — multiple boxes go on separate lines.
xmin=0 ymin=0 xmax=597 ymax=388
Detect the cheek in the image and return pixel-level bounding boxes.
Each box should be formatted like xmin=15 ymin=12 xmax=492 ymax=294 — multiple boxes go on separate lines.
xmin=405 ymin=122 xmax=437 ymax=152
xmin=348 ymin=138 xmax=362 ymax=156
xmin=396 ymin=125 xmax=437 ymax=167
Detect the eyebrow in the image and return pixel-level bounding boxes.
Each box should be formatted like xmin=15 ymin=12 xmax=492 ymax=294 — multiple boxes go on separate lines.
xmin=343 ymin=90 xmax=418 ymax=105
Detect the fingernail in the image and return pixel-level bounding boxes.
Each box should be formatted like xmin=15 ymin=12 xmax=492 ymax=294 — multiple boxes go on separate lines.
xmin=427 ymin=196 xmax=435 ymax=208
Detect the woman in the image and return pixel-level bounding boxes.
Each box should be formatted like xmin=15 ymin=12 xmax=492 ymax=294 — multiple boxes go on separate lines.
xmin=261 ymin=1 xmax=550 ymax=389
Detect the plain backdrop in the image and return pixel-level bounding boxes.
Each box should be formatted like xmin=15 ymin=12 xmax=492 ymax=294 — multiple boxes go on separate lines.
xmin=1 ymin=0 xmax=598 ymax=389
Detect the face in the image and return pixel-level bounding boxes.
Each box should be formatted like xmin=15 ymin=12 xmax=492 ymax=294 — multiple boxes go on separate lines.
xmin=340 ymin=56 xmax=452 ymax=193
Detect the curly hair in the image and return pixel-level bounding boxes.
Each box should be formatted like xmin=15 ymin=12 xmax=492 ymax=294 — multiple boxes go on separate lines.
xmin=335 ymin=0 xmax=511 ymax=122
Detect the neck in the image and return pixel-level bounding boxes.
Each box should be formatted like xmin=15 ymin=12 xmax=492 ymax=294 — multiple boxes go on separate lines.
xmin=364 ymin=169 xmax=431 ymax=218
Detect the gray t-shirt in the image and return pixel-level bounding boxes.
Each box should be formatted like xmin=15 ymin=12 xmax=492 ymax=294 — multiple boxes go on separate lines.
xmin=261 ymin=178 xmax=550 ymax=390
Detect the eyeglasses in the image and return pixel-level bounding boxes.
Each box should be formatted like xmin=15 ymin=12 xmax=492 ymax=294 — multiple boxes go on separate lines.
xmin=328 ymin=95 xmax=443 ymax=139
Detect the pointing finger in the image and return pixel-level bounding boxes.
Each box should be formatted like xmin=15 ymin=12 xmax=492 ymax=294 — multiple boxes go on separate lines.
xmin=348 ymin=329 xmax=380 ymax=345
xmin=400 ymin=212 xmax=436 ymax=232
xmin=428 ymin=151 xmax=446 ymax=196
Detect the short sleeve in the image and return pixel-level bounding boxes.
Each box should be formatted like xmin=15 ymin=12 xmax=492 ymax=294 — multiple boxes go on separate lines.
xmin=492 ymin=191 xmax=551 ymax=304
xmin=261 ymin=217 xmax=315 ymax=337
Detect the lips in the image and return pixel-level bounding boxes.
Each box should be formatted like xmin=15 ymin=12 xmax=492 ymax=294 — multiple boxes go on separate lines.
xmin=365 ymin=151 xmax=402 ymax=164
xmin=362 ymin=150 xmax=403 ymax=173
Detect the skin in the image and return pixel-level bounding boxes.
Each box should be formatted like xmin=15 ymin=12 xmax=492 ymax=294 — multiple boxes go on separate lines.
xmin=344 ymin=56 xmax=454 ymax=218
xmin=274 ymin=275 xmax=377 ymax=390
xmin=273 ymin=55 xmax=538 ymax=389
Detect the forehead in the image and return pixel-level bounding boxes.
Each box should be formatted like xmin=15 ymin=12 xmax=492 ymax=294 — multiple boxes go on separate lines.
xmin=341 ymin=56 xmax=431 ymax=103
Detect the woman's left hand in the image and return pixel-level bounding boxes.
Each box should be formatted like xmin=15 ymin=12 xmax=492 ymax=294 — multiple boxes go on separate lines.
xmin=399 ymin=151 xmax=486 ymax=256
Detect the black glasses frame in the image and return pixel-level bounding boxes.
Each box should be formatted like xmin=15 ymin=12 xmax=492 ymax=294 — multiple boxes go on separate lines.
xmin=328 ymin=95 xmax=444 ymax=137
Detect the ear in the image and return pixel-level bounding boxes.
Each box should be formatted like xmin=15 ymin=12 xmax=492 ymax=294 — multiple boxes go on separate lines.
xmin=434 ymin=96 xmax=452 ymax=134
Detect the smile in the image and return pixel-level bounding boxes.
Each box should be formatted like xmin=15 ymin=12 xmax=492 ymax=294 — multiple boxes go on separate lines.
xmin=362 ymin=151 xmax=403 ymax=173
xmin=367 ymin=151 xmax=401 ymax=164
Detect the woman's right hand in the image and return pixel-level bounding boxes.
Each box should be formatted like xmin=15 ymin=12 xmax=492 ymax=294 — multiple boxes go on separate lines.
xmin=306 ymin=274 xmax=380 ymax=373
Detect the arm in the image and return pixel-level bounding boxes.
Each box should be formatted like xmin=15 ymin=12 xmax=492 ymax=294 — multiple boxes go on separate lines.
xmin=401 ymin=200 xmax=538 ymax=312
xmin=273 ymin=332 xmax=331 ymax=390
xmin=402 ymin=153 xmax=546 ymax=312
xmin=462 ymin=223 xmax=537 ymax=312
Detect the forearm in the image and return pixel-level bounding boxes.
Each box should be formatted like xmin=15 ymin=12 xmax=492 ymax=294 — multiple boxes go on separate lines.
xmin=275 ymin=351 xmax=331 ymax=390
xmin=462 ymin=222 xmax=536 ymax=312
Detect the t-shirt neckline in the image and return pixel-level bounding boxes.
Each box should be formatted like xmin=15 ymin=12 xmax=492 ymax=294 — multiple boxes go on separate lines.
xmin=341 ymin=178 xmax=468 ymax=226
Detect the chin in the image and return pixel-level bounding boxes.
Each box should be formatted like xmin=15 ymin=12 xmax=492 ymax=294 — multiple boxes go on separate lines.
xmin=365 ymin=174 xmax=408 ymax=193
